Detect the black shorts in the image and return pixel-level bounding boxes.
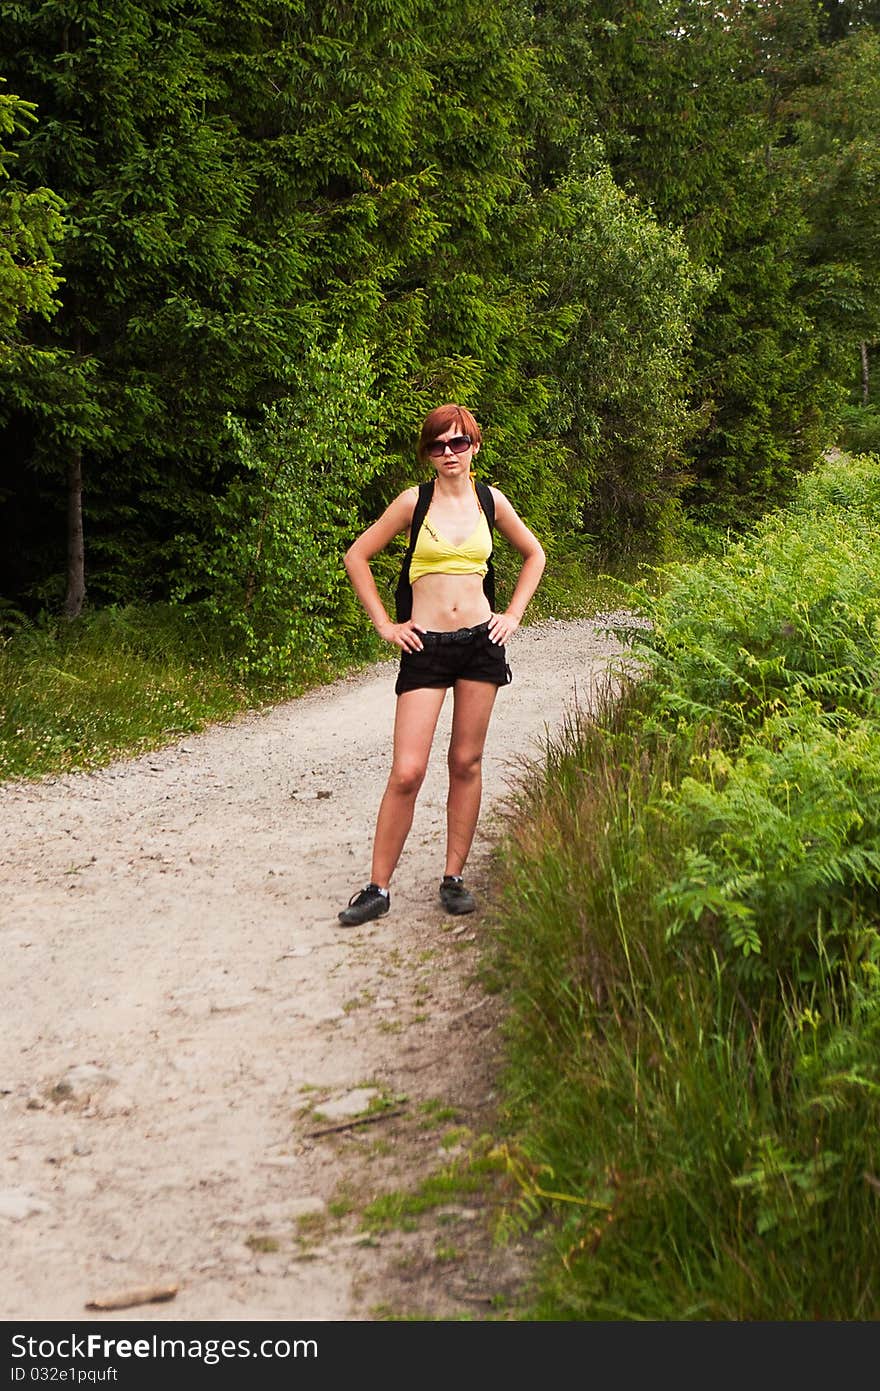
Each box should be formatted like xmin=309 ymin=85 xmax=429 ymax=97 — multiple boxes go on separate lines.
xmin=395 ymin=621 xmax=513 ymax=695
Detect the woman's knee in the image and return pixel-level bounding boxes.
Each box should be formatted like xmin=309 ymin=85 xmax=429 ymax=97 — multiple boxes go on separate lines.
xmin=388 ymin=759 xmax=428 ymax=798
xmin=448 ymin=747 xmax=483 ymax=783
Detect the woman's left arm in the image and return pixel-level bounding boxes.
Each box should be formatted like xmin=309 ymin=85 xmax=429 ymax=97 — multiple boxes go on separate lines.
xmin=487 ymin=489 xmax=546 ymax=645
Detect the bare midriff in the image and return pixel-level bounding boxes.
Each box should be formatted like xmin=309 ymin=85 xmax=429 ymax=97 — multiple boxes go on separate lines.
xmin=410 ymin=572 xmax=492 ymax=632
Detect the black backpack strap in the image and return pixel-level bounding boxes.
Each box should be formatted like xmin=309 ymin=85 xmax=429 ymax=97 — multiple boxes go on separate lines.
xmin=410 ymin=479 xmax=435 ymax=550
xmin=475 ymin=481 xmax=496 ymax=612
xmin=475 ymin=480 xmax=495 ymax=533
xmin=394 ymin=480 xmax=434 ymax=622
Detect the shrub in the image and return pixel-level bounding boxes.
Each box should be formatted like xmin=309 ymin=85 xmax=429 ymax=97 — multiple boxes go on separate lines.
xmin=173 ymin=336 xmax=387 ymax=683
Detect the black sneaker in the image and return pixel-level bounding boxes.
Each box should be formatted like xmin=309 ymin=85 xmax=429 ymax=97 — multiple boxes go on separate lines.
xmin=338 ymin=883 xmax=390 ymax=926
xmin=439 ymin=876 xmax=476 ymax=915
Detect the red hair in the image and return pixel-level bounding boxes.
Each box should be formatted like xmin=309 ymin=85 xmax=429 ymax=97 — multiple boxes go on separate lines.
xmin=417 ymin=404 xmax=482 ymax=463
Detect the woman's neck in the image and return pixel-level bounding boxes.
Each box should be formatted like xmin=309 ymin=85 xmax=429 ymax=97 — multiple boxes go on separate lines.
xmin=432 ymin=473 xmax=474 ymax=499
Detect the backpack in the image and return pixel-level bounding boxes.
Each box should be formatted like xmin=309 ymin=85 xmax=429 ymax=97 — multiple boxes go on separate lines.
xmin=394 ymin=478 xmax=496 ymax=623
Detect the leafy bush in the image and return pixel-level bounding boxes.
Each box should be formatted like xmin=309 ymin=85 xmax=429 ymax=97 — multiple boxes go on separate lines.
xmin=657 ymin=705 xmax=880 ymax=994
xmin=540 ymin=166 xmax=715 ymax=557
xmin=619 ymin=454 xmax=880 ymax=994
xmin=173 ymin=336 xmax=387 ymax=682
xmin=620 ymin=455 xmax=880 ymax=738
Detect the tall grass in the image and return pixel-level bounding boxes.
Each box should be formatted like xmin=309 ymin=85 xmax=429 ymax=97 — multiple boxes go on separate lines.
xmin=488 ymin=452 xmax=880 ymax=1320
xmin=0 ymin=604 xmax=255 ymax=780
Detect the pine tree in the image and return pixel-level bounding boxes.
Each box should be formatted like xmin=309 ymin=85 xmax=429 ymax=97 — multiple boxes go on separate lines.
xmin=782 ymin=27 xmax=880 ymax=402
xmin=0 ymin=0 xmax=311 ymax=614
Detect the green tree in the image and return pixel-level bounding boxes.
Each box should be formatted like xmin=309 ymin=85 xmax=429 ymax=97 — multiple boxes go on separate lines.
xmin=0 ymin=0 xmax=311 ymax=616
xmin=782 ymin=28 xmax=880 ymax=405
xmin=530 ymin=0 xmax=843 ymax=530
xmin=0 ymin=82 xmax=65 ymax=341
xmin=539 ymin=165 xmax=715 ymax=556
xmin=0 ymin=79 xmax=79 ymax=615
xmin=816 ymin=0 xmax=880 ymax=40
xmin=173 ymin=336 xmax=387 ymax=681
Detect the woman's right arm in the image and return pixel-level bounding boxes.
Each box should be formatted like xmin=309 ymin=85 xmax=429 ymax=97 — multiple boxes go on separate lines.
xmin=343 ymin=488 xmax=425 ymax=652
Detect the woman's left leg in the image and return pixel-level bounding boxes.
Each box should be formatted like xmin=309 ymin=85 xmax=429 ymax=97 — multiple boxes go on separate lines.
xmin=444 ymin=678 xmax=498 ymax=877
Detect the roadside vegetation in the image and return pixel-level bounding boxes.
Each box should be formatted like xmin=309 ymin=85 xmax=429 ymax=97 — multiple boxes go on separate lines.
xmin=486 ymin=450 xmax=880 ymax=1320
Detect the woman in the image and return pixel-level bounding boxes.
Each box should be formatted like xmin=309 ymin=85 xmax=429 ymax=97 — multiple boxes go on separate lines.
xmin=338 ymin=403 xmax=546 ymax=925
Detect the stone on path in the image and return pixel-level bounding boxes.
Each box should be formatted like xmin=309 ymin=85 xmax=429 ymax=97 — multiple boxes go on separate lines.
xmin=0 ymin=1189 xmax=51 ymax=1221
xmin=316 ymin=1087 xmax=380 ymax=1121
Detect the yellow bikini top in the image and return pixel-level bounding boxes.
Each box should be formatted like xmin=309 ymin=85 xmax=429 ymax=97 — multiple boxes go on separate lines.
xmin=409 ymin=499 xmax=492 ymax=584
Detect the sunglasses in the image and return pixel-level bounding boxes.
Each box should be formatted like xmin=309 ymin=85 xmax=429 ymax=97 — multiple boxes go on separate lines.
xmin=425 ymin=434 xmax=473 ymax=458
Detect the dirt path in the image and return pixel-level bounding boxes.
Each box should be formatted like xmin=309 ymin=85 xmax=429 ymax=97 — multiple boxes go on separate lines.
xmin=0 ymin=617 xmax=625 ymax=1324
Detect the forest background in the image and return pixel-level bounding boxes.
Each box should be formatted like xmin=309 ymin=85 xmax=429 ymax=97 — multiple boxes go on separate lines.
xmin=3 ymin=0 xmax=880 ymax=1323
xmin=2 ymin=0 xmax=879 ymax=703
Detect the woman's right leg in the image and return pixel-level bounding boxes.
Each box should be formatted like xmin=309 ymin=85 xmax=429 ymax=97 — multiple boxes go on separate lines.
xmin=370 ymin=685 xmax=447 ymax=888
